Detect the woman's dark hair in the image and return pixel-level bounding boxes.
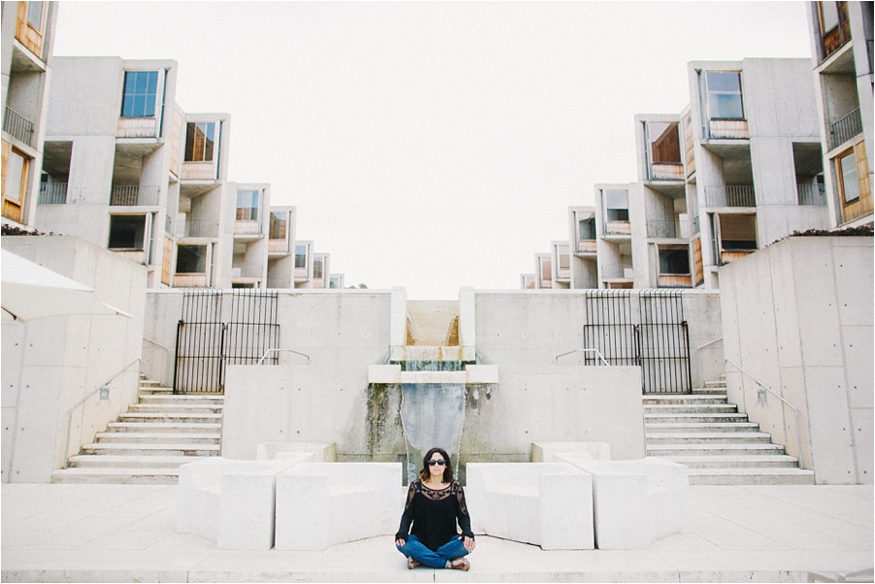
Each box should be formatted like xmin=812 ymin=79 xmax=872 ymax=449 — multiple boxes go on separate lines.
xmin=419 ymin=447 xmax=454 ymax=483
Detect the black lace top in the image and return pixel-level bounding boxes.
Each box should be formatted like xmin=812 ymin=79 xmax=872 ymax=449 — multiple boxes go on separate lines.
xmin=395 ymin=479 xmax=474 ymax=551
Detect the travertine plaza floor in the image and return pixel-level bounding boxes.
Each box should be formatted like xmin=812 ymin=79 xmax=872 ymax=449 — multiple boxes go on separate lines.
xmin=2 ymin=483 xmax=872 ymax=583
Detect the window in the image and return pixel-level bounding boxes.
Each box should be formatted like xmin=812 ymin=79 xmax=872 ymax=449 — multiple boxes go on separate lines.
xmin=838 ymin=150 xmax=860 ymax=204
xmin=647 ymin=122 xmax=681 ymax=164
xmin=604 ymin=189 xmax=629 ymax=221
xmin=121 ymin=71 xmax=158 ymax=118
xmin=4 ymin=149 xmax=28 ymax=204
xmin=236 ymin=189 xmax=260 ymax=221
xmin=719 ymin=214 xmax=757 ymax=250
xmin=819 ymin=1 xmax=840 ymax=32
xmin=176 ymin=245 xmax=207 ymax=273
xmin=329 ymin=276 xmax=341 ymax=289
xmin=706 ymin=72 xmax=744 ymax=120
xmin=269 ymin=211 xmax=288 ymax=240
xmin=184 ymin=122 xmax=215 ymax=162
xmin=26 ymin=2 xmax=44 ymax=31
xmin=313 ymin=257 xmax=324 ymax=279
xmin=294 ymin=245 xmax=308 ymax=269
xmin=108 ymin=215 xmax=146 ymax=250
xmin=659 ymin=247 xmax=690 ymax=275
xmin=578 ymin=218 xmax=595 ymax=240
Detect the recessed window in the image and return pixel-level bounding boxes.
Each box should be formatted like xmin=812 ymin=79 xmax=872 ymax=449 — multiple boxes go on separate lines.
xmin=121 ymin=71 xmax=158 ymax=118
xmin=647 ymin=122 xmax=681 ymax=164
xmin=719 ymin=214 xmax=757 ymax=251
xmin=108 ymin=215 xmax=146 ymax=250
xmin=578 ymin=217 xmax=596 ymax=240
xmin=176 ymin=245 xmax=207 ymax=273
xmin=838 ymin=150 xmax=860 ymax=204
xmin=659 ymin=247 xmax=690 ymax=275
xmin=294 ymin=245 xmax=308 ymax=269
xmin=269 ymin=211 xmax=288 ymax=240
xmin=706 ymin=72 xmax=744 ymax=120
xmin=604 ymin=189 xmax=629 ymax=221
xmin=313 ymin=257 xmax=324 ymax=279
xmin=184 ymin=122 xmax=215 ymax=162
xmin=236 ymin=190 xmax=260 ymax=221
xmin=26 ymin=2 xmax=44 ymax=31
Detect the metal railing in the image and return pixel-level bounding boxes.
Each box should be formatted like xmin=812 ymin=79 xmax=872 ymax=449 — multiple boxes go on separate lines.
xmin=143 ymin=337 xmax=173 ymax=387
xmin=725 ymin=358 xmax=802 ymax=467
xmin=63 ymin=359 xmax=140 ymax=469
xmin=110 ymin=185 xmax=160 ymax=206
xmin=178 ymin=220 xmax=220 ymax=238
xmin=797 ymin=183 xmax=827 ymax=206
xmin=4 ymin=106 xmax=34 ymax=147
xmin=234 ymin=220 xmax=263 ymax=236
xmin=38 ymin=182 xmax=68 ymax=204
xmin=256 ymin=348 xmax=311 ymax=365
xmin=554 ymin=349 xmax=610 ymax=366
xmin=830 ymin=108 xmax=862 ymax=150
xmin=646 ymin=219 xmax=693 ymax=239
xmin=704 ymin=185 xmax=756 ymax=208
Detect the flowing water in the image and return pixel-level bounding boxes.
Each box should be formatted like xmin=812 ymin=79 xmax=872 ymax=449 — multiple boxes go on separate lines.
xmin=399 ymin=381 xmax=466 ymax=484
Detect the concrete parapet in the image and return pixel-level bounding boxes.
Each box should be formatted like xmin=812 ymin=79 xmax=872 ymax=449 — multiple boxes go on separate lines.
xmin=466 ymin=462 xmax=594 ymax=550
xmin=531 ymin=441 xmax=611 ymax=462
xmin=256 ymin=442 xmax=336 ymax=462
xmin=274 ymin=462 xmax=402 ymax=551
xmin=176 ymin=457 xmax=301 ymax=550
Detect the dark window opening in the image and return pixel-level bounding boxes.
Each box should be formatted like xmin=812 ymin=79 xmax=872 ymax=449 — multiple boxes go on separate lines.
xmin=648 ymin=122 xmax=681 ymax=164
xmin=659 ymin=248 xmax=690 ymax=275
xmin=184 ymin=122 xmax=215 ymax=162
xmin=108 ymin=215 xmax=146 ymax=249
xmin=176 ymin=245 xmax=207 ymax=273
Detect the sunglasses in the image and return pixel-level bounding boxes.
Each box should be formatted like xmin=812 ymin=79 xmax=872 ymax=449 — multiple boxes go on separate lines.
xmin=428 ymin=460 xmax=447 ymax=466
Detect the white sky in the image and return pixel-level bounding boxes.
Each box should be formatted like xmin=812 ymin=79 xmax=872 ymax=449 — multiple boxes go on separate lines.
xmin=52 ymin=1 xmax=814 ymax=299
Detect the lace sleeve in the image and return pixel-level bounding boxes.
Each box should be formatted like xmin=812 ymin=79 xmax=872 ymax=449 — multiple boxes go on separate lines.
xmin=454 ymin=482 xmax=474 ymax=539
xmin=394 ymin=481 xmax=418 ymax=541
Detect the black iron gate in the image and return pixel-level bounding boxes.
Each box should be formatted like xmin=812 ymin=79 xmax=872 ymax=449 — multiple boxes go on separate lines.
xmin=582 ymin=290 xmax=691 ymax=394
xmin=174 ymin=289 xmax=280 ymax=394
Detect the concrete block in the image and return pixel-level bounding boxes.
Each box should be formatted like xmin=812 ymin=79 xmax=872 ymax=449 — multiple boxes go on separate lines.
xmin=274 ymin=462 xmax=402 ymax=551
xmin=531 ymin=441 xmax=611 ymax=462
xmin=569 ymin=458 xmax=690 ymax=549
xmin=368 ymin=365 xmax=401 ymax=384
xmin=465 ymin=462 xmax=594 ymax=550
xmin=465 ymin=365 xmax=498 ymax=384
xmin=255 ymin=442 xmax=336 ymax=462
xmin=176 ymin=458 xmax=300 ymax=550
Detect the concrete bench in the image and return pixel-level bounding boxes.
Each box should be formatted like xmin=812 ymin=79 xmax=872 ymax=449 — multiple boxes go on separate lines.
xmin=465 ymin=462 xmax=594 ymax=550
xmin=177 ymin=456 xmax=308 ymax=550
xmin=256 ymin=441 xmax=336 ymax=462
xmin=559 ymin=456 xmax=689 ymax=549
xmin=274 ymin=462 xmax=402 ymax=551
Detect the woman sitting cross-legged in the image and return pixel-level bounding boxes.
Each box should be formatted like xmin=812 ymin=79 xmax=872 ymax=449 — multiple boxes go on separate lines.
xmin=394 ymin=447 xmax=475 ymax=570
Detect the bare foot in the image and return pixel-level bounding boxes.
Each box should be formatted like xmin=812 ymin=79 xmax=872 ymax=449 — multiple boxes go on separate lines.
xmin=449 ymin=558 xmax=470 ymax=571
xmin=407 ymin=558 xmax=422 ymax=569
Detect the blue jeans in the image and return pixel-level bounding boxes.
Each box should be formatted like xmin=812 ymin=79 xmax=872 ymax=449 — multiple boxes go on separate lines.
xmin=396 ymin=534 xmax=470 ymax=569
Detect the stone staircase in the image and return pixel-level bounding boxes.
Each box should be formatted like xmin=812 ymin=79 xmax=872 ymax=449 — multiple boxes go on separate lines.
xmin=51 ymin=376 xmax=222 ymax=484
xmin=644 ymin=379 xmax=815 ymax=485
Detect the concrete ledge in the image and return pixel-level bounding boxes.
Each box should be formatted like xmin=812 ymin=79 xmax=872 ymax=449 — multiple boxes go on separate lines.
xmin=256 ymin=442 xmax=336 ymax=462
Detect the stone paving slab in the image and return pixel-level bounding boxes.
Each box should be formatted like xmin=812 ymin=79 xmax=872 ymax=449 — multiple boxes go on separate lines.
xmin=2 ymin=483 xmax=872 ymax=583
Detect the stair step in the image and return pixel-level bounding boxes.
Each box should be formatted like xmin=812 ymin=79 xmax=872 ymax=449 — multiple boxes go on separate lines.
xmin=646 ymin=432 xmax=772 ymax=444
xmin=51 ymin=467 xmax=181 ymax=485
xmin=644 ymin=404 xmax=738 ymax=414
xmin=138 ymin=395 xmax=224 ymax=405
xmin=118 ymin=413 xmax=222 ymax=423
xmin=642 ymin=396 xmax=728 ymax=405
xmin=106 ymin=422 xmax=222 ymax=433
xmin=647 ymin=443 xmax=786 ymax=456
xmin=687 ymin=467 xmax=815 ymax=486
xmin=138 ymin=387 xmax=174 ymax=396
xmin=660 ymin=455 xmax=801 ymax=469
xmin=691 ymin=388 xmax=727 ymax=395
xmin=67 ymin=455 xmax=207 ymax=469
xmin=704 ymin=380 xmax=727 ymax=388
xmin=645 ymin=413 xmax=749 ymax=423
xmin=645 ymin=422 xmax=759 ymax=433
xmin=95 ymin=432 xmax=220 ymax=444
xmin=80 ymin=443 xmax=220 ymax=457
xmin=129 ymin=403 xmax=223 ymax=414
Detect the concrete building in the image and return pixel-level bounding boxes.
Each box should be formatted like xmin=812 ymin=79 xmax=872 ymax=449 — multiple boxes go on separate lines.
xmin=29 ymin=55 xmax=336 ymax=290
xmin=525 ymin=58 xmax=833 ymax=291
xmin=806 ymin=1 xmax=873 ymax=229
xmin=1 ymin=1 xmax=58 ymax=230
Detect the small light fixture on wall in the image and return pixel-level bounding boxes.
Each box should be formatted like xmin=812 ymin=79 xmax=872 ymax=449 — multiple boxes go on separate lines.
xmin=757 ymin=389 xmax=767 ymax=403
xmin=99 ymin=387 xmax=110 ymax=400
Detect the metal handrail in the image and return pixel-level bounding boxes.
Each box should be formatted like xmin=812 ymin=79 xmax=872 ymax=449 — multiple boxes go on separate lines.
xmin=725 ymin=358 xmax=802 ymax=467
xmin=144 ymin=337 xmax=171 ymax=353
xmin=256 ymin=348 xmax=310 ymax=365
xmin=63 ymin=359 xmax=140 ymax=469
xmin=696 ymin=336 xmax=723 ymax=353
xmin=554 ymin=349 xmax=610 ymax=366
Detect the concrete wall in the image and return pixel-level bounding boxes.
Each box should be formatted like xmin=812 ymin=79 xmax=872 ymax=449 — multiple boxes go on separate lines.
xmin=473 ymin=290 xmax=723 ymax=389
xmin=720 ymin=236 xmax=873 ymax=484
xmin=221 ymin=364 xmax=645 ymax=475
xmin=1 ymin=236 xmax=146 ymax=482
